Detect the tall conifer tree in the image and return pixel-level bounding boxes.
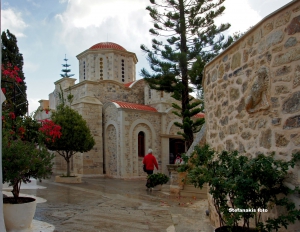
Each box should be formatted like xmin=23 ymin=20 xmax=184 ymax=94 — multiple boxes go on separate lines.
xmin=141 ymin=0 xmax=232 ymax=149
xmin=1 ymin=29 xmax=27 ymax=116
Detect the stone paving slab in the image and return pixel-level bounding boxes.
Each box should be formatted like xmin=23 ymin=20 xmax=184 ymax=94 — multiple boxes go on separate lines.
xmin=15 ymin=176 xmax=214 ymax=232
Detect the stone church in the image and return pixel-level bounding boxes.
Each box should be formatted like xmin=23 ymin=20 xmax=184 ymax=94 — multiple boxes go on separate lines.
xmin=35 ymin=42 xmax=204 ymax=178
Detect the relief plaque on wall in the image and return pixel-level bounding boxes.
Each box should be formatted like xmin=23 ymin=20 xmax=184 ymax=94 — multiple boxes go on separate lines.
xmin=245 ymin=66 xmax=270 ymax=114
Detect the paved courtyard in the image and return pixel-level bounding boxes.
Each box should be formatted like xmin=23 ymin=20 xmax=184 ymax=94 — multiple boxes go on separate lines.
xmin=4 ymin=176 xmax=214 ymax=232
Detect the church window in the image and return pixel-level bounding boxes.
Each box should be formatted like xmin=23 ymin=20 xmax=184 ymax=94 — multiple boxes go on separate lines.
xmin=138 ymin=131 xmax=145 ymax=157
xmin=149 ymin=88 xmax=151 ymax=99
xmin=161 ymin=91 xmax=164 ymax=98
xmin=83 ymin=61 xmax=86 ymax=80
xmin=121 ymin=59 xmax=125 ymax=82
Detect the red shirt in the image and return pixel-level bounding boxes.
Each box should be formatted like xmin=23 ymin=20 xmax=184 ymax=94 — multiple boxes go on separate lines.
xmin=143 ymin=153 xmax=158 ymax=171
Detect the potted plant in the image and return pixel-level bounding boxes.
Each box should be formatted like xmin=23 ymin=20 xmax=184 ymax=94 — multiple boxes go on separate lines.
xmin=2 ymin=113 xmax=60 ymax=231
xmin=147 ymin=173 xmax=169 ymax=190
xmin=187 ymin=145 xmax=300 ymax=232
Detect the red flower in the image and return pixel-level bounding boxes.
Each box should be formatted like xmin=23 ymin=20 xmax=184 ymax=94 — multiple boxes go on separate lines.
xmin=18 ymin=127 xmax=25 ymax=134
xmin=1 ymin=88 xmax=6 ymax=94
xmin=15 ymin=77 xmax=22 ymax=83
xmin=39 ymin=119 xmax=62 ymax=142
xmin=45 ymin=109 xmax=49 ymax=114
xmin=9 ymin=112 xmax=16 ymax=119
xmin=2 ymin=116 xmax=5 ymax=120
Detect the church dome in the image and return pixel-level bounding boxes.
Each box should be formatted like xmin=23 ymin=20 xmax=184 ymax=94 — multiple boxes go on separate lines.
xmin=89 ymin=42 xmax=126 ymax=51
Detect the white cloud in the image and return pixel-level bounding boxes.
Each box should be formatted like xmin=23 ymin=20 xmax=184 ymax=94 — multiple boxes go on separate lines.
xmin=1 ymin=8 xmax=28 ymax=37
xmin=215 ymin=0 xmax=261 ymax=36
xmin=54 ymin=0 xmax=153 ymax=76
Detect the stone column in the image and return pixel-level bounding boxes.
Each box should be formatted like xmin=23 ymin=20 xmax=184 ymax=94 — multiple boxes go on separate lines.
xmin=72 ymin=96 xmax=103 ymax=176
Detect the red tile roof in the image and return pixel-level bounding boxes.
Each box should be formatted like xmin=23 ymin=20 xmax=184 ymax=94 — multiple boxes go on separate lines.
xmin=112 ymin=101 xmax=157 ymax=112
xmin=90 ymin=42 xmax=126 ymax=51
xmin=124 ymin=81 xmax=135 ymax=88
xmin=193 ymin=113 xmax=205 ymax=118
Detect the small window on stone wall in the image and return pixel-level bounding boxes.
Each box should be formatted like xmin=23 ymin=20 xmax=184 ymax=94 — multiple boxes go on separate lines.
xmin=121 ymin=59 xmax=125 ymax=82
xmin=138 ymin=131 xmax=145 ymax=157
xmin=83 ymin=61 xmax=86 ymax=80
xmin=149 ymin=88 xmax=151 ymax=99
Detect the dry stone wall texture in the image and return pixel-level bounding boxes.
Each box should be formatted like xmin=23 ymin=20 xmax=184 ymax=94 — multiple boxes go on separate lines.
xmin=204 ymin=1 xmax=300 ymax=230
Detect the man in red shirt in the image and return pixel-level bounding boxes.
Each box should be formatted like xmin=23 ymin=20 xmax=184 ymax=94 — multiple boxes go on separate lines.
xmin=143 ymin=149 xmax=158 ymax=189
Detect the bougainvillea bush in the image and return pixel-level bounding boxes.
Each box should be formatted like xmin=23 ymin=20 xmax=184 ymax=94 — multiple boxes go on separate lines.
xmin=2 ymin=111 xmax=62 ymax=202
xmin=2 ymin=64 xmax=62 ymax=203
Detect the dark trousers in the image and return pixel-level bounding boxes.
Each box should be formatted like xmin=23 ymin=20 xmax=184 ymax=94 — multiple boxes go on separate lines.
xmin=146 ymin=170 xmax=153 ymax=188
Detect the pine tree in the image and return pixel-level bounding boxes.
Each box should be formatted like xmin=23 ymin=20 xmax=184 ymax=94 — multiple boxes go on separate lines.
xmin=60 ymin=54 xmax=74 ymax=78
xmin=1 ymin=29 xmax=27 ymax=116
xmin=141 ymin=0 xmax=232 ymax=149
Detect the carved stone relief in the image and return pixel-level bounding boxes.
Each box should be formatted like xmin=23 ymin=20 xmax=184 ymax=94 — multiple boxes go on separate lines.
xmin=245 ymin=66 xmax=270 ymax=113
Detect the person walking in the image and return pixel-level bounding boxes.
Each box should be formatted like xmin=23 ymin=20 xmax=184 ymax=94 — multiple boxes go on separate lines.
xmin=143 ymin=149 xmax=158 ymax=189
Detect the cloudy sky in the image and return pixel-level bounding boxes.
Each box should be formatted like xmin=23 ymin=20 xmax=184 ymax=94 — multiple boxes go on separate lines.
xmin=1 ymin=0 xmax=292 ymax=114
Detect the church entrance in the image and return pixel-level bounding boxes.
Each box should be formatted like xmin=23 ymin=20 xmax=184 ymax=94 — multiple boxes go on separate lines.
xmin=169 ymin=138 xmax=185 ymax=164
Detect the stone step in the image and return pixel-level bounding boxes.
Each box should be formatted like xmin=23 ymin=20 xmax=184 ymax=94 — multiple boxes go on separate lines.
xmin=183 ymin=184 xmax=207 ymax=193
xmin=179 ymin=191 xmax=207 ymax=199
xmin=180 ymin=184 xmax=208 ymax=199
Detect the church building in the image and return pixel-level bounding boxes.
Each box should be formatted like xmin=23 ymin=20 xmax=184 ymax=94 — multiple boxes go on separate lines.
xmin=35 ymin=42 xmax=204 ymax=178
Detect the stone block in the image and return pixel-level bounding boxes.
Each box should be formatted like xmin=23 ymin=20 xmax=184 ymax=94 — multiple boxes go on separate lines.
xmin=262 ymin=21 xmax=274 ymax=36
xmin=259 ymin=129 xmax=272 ymax=149
xmin=272 ymin=118 xmax=281 ymax=125
xmin=218 ymin=64 xmax=224 ymax=79
xmin=285 ymin=15 xmax=300 ymax=35
xmin=291 ymin=133 xmax=300 ymax=146
xmin=294 ymin=65 xmax=300 ymax=88
xmin=241 ymin=131 xmax=251 ymax=140
xmin=220 ymin=116 xmax=228 ymax=126
xmin=229 ymin=123 xmax=238 ymax=134
xmin=275 ymin=65 xmax=292 ymax=76
xmin=273 ymin=47 xmax=300 ymax=67
xmin=275 ymin=85 xmax=290 ymax=94
xmin=231 ymin=52 xmax=241 ymax=70
xmin=284 ymin=37 xmax=298 ymax=48
xmin=266 ymin=30 xmax=284 ymax=49
xmin=225 ymin=140 xmax=235 ymax=151
xmin=283 ymin=115 xmax=300 ymax=129
xmin=211 ymin=69 xmax=217 ymax=82
xmin=275 ymin=133 xmax=289 ymax=147
xmin=275 ymin=11 xmax=291 ymax=28
xmin=282 ymin=91 xmax=300 ymax=114
xmin=229 ymin=88 xmax=240 ymax=102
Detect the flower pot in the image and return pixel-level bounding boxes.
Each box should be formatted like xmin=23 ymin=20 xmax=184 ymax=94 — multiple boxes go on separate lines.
xmin=3 ymin=197 xmax=37 ymax=231
xmin=215 ymin=226 xmax=257 ymax=232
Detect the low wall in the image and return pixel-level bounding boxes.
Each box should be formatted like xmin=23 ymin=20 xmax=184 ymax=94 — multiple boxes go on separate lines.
xmin=203 ymin=1 xmax=300 ymax=230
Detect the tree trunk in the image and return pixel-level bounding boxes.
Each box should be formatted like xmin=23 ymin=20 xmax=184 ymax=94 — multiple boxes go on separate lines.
xmin=12 ymin=180 xmax=21 ymax=200
xmin=66 ymin=158 xmax=71 ymax=176
xmin=179 ymin=0 xmax=193 ymax=149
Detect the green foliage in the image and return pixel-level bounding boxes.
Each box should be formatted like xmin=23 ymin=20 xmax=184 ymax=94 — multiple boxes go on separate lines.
xmin=47 ymin=98 xmax=95 ymax=176
xmin=187 ymin=145 xmax=300 ymax=231
xmin=147 ymin=173 xmax=169 ymax=188
xmin=141 ymin=0 xmax=232 ymax=148
xmin=2 ymin=115 xmax=55 ymax=200
xmin=1 ymin=29 xmax=27 ymax=116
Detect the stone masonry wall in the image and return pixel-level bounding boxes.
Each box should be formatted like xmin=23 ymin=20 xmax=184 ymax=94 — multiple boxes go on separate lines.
xmin=203 ymin=1 xmax=300 ymax=230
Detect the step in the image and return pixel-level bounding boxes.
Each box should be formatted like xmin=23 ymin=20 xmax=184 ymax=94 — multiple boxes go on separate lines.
xmin=180 ymin=184 xmax=208 ymax=199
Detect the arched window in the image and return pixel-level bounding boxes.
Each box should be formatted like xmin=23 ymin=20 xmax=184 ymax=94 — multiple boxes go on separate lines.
xmin=138 ymin=131 xmax=145 ymax=157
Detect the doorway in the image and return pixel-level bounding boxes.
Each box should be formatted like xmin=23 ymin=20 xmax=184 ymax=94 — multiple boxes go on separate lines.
xmin=169 ymin=138 xmax=185 ymax=164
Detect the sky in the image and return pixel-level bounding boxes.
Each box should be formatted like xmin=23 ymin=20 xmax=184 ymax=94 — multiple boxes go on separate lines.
xmin=1 ymin=0 xmax=293 ymax=114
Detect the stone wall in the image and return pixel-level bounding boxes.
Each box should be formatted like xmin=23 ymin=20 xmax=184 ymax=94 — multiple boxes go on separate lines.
xmin=203 ymin=1 xmax=300 ymax=230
